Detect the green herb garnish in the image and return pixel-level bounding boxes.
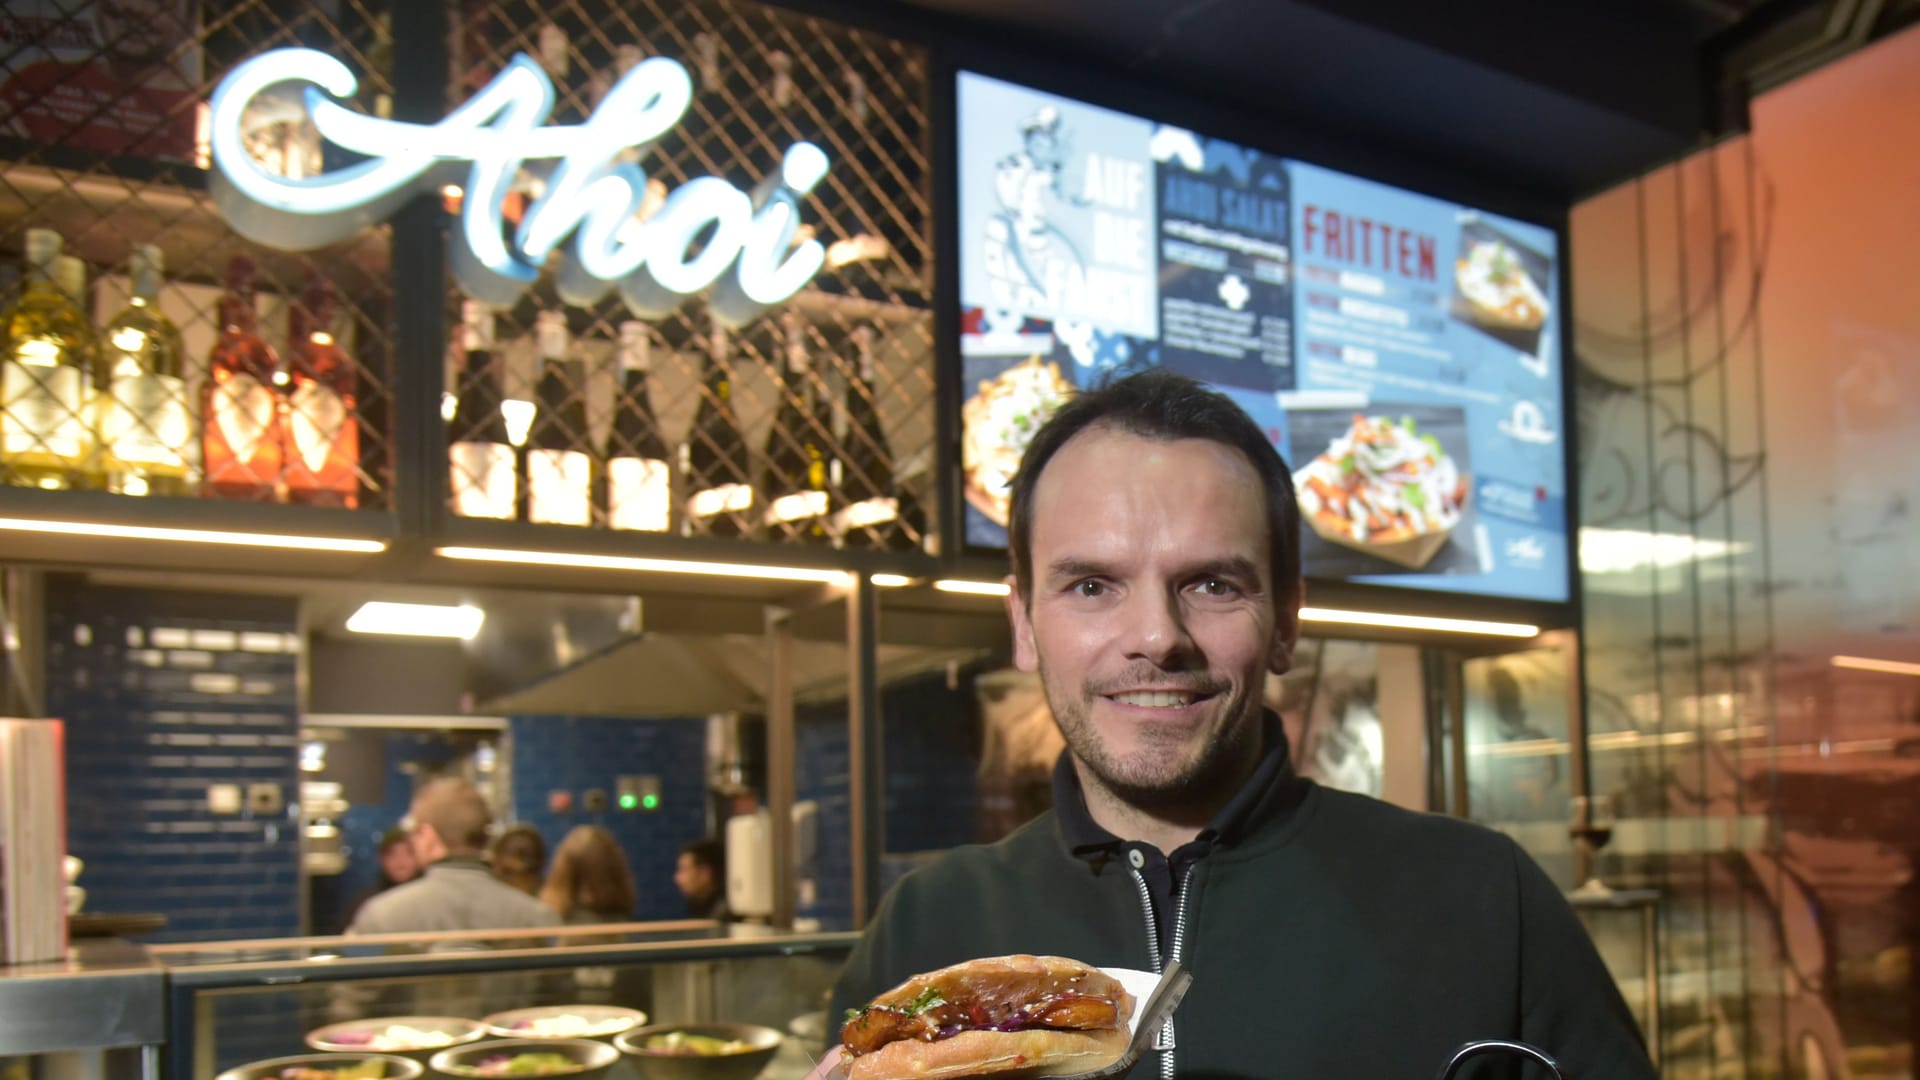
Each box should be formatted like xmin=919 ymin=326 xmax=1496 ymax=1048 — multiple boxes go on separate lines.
xmin=906 ymin=987 xmax=947 ymax=1015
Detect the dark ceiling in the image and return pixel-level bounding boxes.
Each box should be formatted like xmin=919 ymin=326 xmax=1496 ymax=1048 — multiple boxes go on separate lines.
xmin=859 ymin=0 xmax=1911 ymax=206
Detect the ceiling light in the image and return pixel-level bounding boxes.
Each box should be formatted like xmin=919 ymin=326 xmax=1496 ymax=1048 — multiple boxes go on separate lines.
xmin=869 ymin=574 xmax=914 ymax=588
xmin=0 ymin=517 xmax=386 ymax=553
xmin=934 ymin=578 xmax=1012 ymax=597
xmin=1832 ymin=655 xmax=1920 ymax=678
xmin=436 ymin=546 xmax=852 ymax=584
xmin=1300 ymin=606 xmax=1539 ymax=637
xmin=346 ymin=601 xmax=485 ymax=640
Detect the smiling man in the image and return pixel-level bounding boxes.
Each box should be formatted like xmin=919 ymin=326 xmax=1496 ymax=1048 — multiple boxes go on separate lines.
xmin=828 ymin=371 xmax=1653 ymax=1079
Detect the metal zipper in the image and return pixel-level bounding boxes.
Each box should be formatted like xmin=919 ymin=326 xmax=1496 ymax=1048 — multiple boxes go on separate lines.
xmin=1129 ymin=865 xmax=1195 ymax=1080
xmin=1161 ymin=866 xmax=1196 ymax=1080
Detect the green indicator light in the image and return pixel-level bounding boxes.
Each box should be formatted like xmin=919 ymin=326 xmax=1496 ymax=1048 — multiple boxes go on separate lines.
xmin=641 ymin=793 xmax=660 ymax=811
xmin=618 ymin=793 xmax=638 ymax=810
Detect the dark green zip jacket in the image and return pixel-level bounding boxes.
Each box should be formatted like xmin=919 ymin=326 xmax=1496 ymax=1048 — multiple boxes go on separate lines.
xmin=830 ymin=732 xmax=1655 ymax=1080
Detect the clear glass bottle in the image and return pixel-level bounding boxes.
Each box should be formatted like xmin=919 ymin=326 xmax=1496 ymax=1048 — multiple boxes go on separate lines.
xmin=525 ymin=309 xmax=592 ymax=526
xmin=682 ymin=314 xmax=752 ymax=537
xmin=447 ymin=301 xmax=516 ymax=519
xmin=762 ymin=311 xmax=833 ymax=541
xmin=97 ymin=244 xmax=193 ymax=496
xmin=605 ymin=320 xmax=671 ymax=533
xmin=1 ymin=230 xmax=97 ymax=489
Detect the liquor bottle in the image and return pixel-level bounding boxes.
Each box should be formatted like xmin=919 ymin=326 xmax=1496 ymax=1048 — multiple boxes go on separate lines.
xmin=283 ymin=273 xmax=359 ymax=508
xmin=202 ymin=255 xmax=284 ymax=500
xmin=0 ymin=230 xmax=95 ymax=489
xmin=447 ymin=300 xmax=516 ymax=519
xmin=761 ymin=311 xmax=832 ymax=541
xmin=604 ymin=320 xmax=671 ymax=532
xmin=525 ymin=309 xmax=592 ymax=526
xmin=835 ymin=324 xmax=900 ymax=543
xmin=97 ymin=244 xmax=193 ymax=496
xmin=682 ymin=314 xmax=752 ymax=537
xmin=55 ymin=252 xmax=105 ymax=488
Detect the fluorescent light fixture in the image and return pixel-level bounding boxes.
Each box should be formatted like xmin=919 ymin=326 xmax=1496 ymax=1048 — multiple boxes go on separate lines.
xmin=0 ymin=517 xmax=386 ymax=553
xmin=1832 ymin=655 xmax=1920 ymax=678
xmin=436 ymin=545 xmax=851 ymax=584
xmin=934 ymin=578 xmax=1012 ymax=597
xmin=347 ymin=601 xmax=485 ymax=640
xmin=1579 ymin=527 xmax=1751 ymax=574
xmin=1300 ymin=606 xmax=1539 ymax=637
xmin=869 ymin=574 xmax=914 ymax=588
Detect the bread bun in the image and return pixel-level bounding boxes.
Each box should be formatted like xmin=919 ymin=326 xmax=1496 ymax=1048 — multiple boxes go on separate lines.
xmin=847 ymin=1026 xmax=1130 ymax=1080
xmin=843 ymin=955 xmax=1134 ymax=1080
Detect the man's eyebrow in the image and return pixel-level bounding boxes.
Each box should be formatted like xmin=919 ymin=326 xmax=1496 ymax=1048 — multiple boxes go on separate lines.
xmin=1042 ymin=556 xmax=1265 ymax=586
xmin=1044 ymin=557 xmax=1113 ymax=581
xmin=1185 ymin=556 xmax=1264 ymax=584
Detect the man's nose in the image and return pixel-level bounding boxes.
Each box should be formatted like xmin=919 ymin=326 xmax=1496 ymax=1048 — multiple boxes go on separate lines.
xmin=1121 ymin=587 xmax=1196 ymax=665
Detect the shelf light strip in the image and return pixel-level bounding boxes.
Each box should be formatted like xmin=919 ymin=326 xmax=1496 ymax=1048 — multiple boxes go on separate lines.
xmin=0 ymin=517 xmax=387 ymax=553
xmin=1832 ymin=655 xmax=1920 ymax=678
xmin=435 ymin=545 xmax=852 ymax=584
xmin=869 ymin=574 xmax=915 ymax=588
xmin=934 ymin=578 xmax=1011 ymax=597
xmin=1300 ymin=606 xmax=1539 ymax=637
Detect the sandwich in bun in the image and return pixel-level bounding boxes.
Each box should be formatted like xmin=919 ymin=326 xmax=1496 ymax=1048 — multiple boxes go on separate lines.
xmin=840 ymin=955 xmax=1135 ymax=1080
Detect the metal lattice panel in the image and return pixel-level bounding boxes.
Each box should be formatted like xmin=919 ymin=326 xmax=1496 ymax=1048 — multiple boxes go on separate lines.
xmin=445 ymin=0 xmax=936 ymax=551
xmin=0 ymin=1 xmax=397 ymax=508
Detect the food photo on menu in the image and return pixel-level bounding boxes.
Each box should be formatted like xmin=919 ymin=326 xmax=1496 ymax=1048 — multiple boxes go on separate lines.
xmin=1449 ymin=212 xmax=1555 ymax=360
xmin=1287 ymin=405 xmax=1480 ymax=575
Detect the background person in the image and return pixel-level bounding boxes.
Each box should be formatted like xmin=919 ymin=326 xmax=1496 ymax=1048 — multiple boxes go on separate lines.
xmin=673 ymin=838 xmax=729 ymax=921
xmin=490 ymin=822 xmax=548 ymax=896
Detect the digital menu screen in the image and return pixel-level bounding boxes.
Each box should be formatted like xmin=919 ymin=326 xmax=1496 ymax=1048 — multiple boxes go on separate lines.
xmin=956 ymin=71 xmax=1568 ymax=604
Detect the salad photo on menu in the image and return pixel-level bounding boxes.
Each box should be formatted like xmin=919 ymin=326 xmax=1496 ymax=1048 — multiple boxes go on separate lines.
xmin=1449 ymin=214 xmax=1554 ymax=356
xmin=961 ymin=355 xmax=1077 ymax=528
xmin=1292 ymin=412 xmax=1470 ymax=570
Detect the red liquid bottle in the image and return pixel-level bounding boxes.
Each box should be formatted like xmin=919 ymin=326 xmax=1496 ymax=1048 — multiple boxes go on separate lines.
xmin=201 ymin=256 xmax=283 ymax=500
xmin=284 ymin=274 xmax=360 ymax=508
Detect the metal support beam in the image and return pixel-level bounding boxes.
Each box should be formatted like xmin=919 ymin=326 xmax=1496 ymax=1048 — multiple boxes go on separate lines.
xmin=765 ymin=605 xmax=798 ymax=930
xmin=847 ymin=573 xmax=883 ymax=927
xmin=0 ymin=567 xmax=46 ymax=719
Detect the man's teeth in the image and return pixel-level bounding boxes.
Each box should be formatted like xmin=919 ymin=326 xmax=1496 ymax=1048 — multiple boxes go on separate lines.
xmin=1111 ymin=691 xmax=1198 ymax=708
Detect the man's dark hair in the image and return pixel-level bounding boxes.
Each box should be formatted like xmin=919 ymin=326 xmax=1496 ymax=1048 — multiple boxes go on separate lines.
xmin=680 ymin=838 xmax=724 ymax=876
xmin=1009 ymin=369 xmax=1300 ymax=601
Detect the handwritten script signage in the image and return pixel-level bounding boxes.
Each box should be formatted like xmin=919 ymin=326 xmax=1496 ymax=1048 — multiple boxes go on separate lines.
xmin=209 ymin=47 xmax=828 ymax=323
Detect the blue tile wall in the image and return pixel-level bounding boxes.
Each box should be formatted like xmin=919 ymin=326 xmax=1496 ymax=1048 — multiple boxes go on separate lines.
xmin=797 ymin=668 xmax=983 ymax=930
xmin=507 ymin=715 xmax=708 ymax=920
xmin=44 ymin=580 xmax=302 ymax=944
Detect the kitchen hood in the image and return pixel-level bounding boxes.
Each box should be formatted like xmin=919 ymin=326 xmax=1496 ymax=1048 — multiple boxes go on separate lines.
xmin=478 ymin=628 xmax=990 ymax=717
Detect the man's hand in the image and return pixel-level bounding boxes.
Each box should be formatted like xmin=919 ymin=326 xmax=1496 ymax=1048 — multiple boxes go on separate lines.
xmin=803 ymin=1044 xmax=847 ymax=1080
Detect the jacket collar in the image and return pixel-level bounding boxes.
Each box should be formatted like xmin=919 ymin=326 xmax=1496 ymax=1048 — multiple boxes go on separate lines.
xmin=1051 ymin=708 xmax=1304 ymax=858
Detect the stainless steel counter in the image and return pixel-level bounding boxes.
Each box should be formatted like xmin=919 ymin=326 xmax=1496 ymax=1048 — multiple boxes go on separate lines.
xmin=0 ymin=941 xmax=166 ymax=1055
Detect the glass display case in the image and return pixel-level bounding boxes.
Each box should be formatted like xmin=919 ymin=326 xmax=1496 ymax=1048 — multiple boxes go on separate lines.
xmin=158 ymin=926 xmax=854 ymax=1080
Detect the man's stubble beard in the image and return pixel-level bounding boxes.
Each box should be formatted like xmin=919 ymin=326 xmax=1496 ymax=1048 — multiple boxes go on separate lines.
xmin=1042 ymin=660 xmax=1263 ymax=814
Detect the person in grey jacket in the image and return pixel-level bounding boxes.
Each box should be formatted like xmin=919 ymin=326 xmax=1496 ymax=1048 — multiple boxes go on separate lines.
xmin=348 ymin=777 xmax=560 ymax=938
xmin=826 ymin=372 xmax=1655 ymax=1079
xmin=333 ymin=777 xmax=558 ymax=1020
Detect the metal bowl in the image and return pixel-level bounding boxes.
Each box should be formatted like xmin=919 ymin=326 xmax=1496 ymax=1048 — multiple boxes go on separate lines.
xmin=305 ymin=1017 xmax=487 ymax=1062
xmin=481 ymin=1005 xmax=649 ymax=1041
xmin=214 ymin=1053 xmax=424 ymax=1080
xmin=614 ymin=1023 xmax=784 ymax=1080
xmin=429 ymin=1038 xmax=620 ymax=1080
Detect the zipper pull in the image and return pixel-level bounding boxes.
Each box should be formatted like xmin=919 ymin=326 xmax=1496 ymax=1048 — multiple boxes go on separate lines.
xmin=1152 ymin=1020 xmax=1175 ymax=1051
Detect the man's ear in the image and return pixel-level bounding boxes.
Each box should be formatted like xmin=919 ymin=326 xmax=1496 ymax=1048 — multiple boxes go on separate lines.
xmin=1006 ymin=575 xmax=1040 ymax=673
xmin=1269 ymin=581 xmax=1303 ymax=676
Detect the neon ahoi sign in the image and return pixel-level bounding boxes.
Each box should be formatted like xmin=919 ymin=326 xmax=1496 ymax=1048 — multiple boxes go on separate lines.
xmin=208 ymin=47 xmax=828 ymax=323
